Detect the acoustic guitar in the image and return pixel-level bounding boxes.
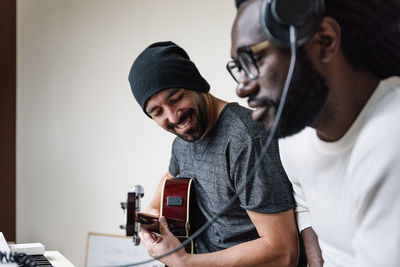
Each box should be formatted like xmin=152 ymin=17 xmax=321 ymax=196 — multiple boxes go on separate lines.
xmin=121 ymin=177 xmax=194 ymax=253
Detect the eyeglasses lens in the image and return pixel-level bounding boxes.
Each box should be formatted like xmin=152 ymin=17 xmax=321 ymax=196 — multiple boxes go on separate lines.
xmin=227 ymin=61 xmax=241 ymax=82
xmin=238 ymin=52 xmax=258 ymax=79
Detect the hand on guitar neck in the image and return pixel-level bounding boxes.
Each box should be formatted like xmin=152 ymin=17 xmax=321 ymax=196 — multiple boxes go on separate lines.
xmin=136 ymin=211 xmax=160 ymax=233
xmin=137 ymin=211 xmax=190 ymax=235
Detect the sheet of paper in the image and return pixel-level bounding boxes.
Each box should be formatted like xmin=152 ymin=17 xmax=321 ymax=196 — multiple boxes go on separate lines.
xmin=86 ymin=232 xmax=163 ymax=267
xmin=0 ymin=233 xmax=10 ymax=253
xmin=0 ymin=232 xmax=17 ymax=266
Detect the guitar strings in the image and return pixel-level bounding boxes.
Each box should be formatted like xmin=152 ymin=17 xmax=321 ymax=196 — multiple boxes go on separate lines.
xmin=109 ymin=26 xmax=298 ymax=267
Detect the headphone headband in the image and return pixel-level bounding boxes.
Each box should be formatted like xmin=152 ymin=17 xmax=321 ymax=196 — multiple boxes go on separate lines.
xmin=261 ymin=0 xmax=325 ymax=48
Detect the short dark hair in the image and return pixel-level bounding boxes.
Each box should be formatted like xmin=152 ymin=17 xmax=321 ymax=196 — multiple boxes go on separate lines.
xmin=326 ymin=0 xmax=400 ymax=79
xmin=235 ymin=0 xmax=250 ymax=9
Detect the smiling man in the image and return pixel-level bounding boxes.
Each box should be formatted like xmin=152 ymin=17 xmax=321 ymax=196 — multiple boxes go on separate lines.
xmin=128 ymin=41 xmax=299 ymax=266
xmin=230 ymin=0 xmax=400 ymax=266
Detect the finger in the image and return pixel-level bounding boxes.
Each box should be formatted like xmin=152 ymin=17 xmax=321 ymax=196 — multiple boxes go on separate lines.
xmin=159 ymin=216 xmax=171 ymax=236
xmin=141 ymin=220 xmax=160 ymax=232
xmin=139 ymin=230 xmax=150 ymax=241
xmin=140 ymin=225 xmax=151 ymax=234
xmin=142 ymin=234 xmax=160 ymax=251
xmin=151 ymin=233 xmax=163 ymax=244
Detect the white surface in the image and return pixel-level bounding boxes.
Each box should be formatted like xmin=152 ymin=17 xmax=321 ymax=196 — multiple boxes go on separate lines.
xmin=45 ymin=251 xmax=75 ymax=267
xmin=9 ymin=243 xmax=45 ymax=255
xmin=85 ymin=233 xmax=162 ymax=267
xmin=17 ymin=1 xmax=239 ymax=266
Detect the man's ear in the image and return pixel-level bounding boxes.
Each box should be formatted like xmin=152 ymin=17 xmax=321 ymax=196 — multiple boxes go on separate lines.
xmin=310 ymin=17 xmax=341 ymax=63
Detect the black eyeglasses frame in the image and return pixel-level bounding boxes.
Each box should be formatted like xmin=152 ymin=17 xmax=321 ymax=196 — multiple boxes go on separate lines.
xmin=226 ymin=40 xmax=271 ymax=83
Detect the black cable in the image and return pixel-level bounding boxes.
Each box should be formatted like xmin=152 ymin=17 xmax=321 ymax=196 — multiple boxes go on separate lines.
xmin=105 ymin=26 xmax=298 ymax=267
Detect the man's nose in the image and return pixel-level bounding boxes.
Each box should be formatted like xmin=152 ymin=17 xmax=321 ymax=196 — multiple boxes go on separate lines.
xmin=236 ymin=71 xmax=258 ymax=98
xmin=165 ymin=106 xmax=180 ymax=124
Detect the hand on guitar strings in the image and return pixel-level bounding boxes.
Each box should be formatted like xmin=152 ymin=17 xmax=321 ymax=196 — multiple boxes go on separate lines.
xmin=136 ymin=211 xmax=160 ymax=233
xmin=140 ymin=216 xmax=188 ymax=266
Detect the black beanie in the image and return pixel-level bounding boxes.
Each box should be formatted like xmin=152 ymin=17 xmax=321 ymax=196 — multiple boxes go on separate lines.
xmin=128 ymin=41 xmax=210 ymax=115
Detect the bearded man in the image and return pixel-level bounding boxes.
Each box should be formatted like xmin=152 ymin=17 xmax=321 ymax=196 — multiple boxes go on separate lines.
xmin=128 ymin=41 xmax=299 ymax=266
xmin=230 ymin=0 xmax=400 ymax=266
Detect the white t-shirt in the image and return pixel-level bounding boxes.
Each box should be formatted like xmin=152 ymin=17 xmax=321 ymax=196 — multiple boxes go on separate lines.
xmin=279 ymin=77 xmax=400 ymax=267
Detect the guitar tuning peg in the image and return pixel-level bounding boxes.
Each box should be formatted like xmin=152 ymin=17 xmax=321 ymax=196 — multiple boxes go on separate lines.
xmin=133 ymin=185 xmax=144 ymax=198
xmin=120 ymin=201 xmax=127 ymax=210
xmin=119 ymin=224 xmax=126 ymax=230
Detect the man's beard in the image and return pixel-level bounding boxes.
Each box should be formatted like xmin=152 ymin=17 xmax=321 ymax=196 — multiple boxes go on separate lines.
xmin=167 ymin=94 xmax=208 ymax=142
xmin=273 ymin=49 xmax=330 ymax=138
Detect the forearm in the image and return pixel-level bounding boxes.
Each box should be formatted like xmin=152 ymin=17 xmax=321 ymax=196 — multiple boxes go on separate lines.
xmin=143 ymin=210 xmax=299 ymax=267
xmin=180 ymin=237 xmax=297 ymax=267
xmin=145 ymin=171 xmax=173 ymax=215
xmin=301 ymin=227 xmax=323 ymax=267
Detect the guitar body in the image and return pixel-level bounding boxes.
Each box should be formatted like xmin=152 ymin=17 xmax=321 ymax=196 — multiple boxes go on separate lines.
xmin=161 ymin=177 xmax=194 ymax=253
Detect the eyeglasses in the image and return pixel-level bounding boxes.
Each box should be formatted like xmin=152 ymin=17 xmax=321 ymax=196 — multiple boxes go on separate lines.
xmin=226 ymin=40 xmax=270 ymax=83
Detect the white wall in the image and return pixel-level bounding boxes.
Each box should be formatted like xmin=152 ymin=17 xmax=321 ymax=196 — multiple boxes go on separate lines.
xmin=17 ymin=0 xmax=240 ymax=266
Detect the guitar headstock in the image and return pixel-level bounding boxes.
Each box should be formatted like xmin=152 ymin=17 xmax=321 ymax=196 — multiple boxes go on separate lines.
xmin=120 ymin=185 xmax=144 ymax=245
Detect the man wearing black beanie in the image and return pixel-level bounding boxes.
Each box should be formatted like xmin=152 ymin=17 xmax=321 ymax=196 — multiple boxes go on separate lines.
xmin=128 ymin=41 xmax=298 ymax=266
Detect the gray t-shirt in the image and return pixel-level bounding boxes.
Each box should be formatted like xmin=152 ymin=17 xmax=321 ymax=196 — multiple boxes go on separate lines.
xmin=169 ymin=103 xmax=294 ymax=253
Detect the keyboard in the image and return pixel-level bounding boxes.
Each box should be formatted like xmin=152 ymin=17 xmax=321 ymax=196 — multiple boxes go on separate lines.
xmin=17 ymin=254 xmax=53 ymax=267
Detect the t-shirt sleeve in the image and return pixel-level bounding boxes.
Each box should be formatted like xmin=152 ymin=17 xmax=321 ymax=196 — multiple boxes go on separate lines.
xmin=232 ymin=137 xmax=295 ymax=213
xmin=279 ymin=132 xmax=312 ymax=232
xmin=168 ymin=139 xmax=179 ymax=176
xmin=291 ymin=176 xmax=311 ymax=232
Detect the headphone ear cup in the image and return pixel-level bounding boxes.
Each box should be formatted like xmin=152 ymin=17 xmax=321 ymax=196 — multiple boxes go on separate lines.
xmin=261 ymin=0 xmax=325 ymax=48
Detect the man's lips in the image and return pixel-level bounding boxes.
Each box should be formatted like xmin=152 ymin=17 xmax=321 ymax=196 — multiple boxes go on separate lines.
xmin=251 ymin=105 xmax=270 ymax=121
xmin=168 ymin=111 xmax=194 ymax=134
xmin=248 ymin=97 xmax=278 ymax=110
xmin=175 ymin=113 xmax=191 ymax=130
xmin=248 ymin=98 xmax=278 ymax=122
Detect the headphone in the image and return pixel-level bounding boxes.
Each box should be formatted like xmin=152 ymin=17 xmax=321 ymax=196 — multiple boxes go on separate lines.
xmin=261 ymin=0 xmax=325 ymax=48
